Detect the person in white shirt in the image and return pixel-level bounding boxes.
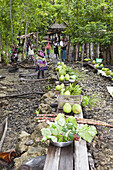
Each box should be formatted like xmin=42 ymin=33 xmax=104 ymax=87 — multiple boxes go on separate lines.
xmin=60 ymin=38 xmax=63 ymax=60
xmin=53 ymin=37 xmax=59 ymax=58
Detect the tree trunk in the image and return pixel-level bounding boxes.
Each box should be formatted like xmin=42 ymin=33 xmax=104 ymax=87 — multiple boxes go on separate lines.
xmin=96 ymin=42 xmax=100 ymax=58
xmin=106 ymin=45 xmax=110 ymax=65
xmin=75 ymin=42 xmax=79 ymax=61
xmin=22 ymin=22 xmax=28 ymax=60
xmin=17 ymin=7 xmax=25 ymax=37
xmin=90 ymin=42 xmax=94 ymax=60
xmin=111 ymin=42 xmax=113 ymax=65
xmin=86 ymin=43 xmax=89 ymax=58
xmin=67 ymin=37 xmax=71 ymax=62
xmin=10 ymin=0 xmax=13 ymax=43
xmin=36 ymin=32 xmax=39 ymax=50
xmin=81 ymin=43 xmax=84 ymax=63
xmin=0 ymin=34 xmax=3 ymax=62
xmin=102 ymin=46 xmax=106 ymax=65
xmin=5 ymin=39 xmax=8 ymax=57
xmin=73 ymin=45 xmax=76 ymax=61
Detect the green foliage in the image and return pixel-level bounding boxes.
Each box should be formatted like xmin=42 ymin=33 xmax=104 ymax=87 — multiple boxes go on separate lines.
xmin=82 ymin=95 xmax=98 ymax=107
xmin=3 ymin=54 xmax=9 ymax=64
xmin=0 ymin=0 xmax=113 ymax=59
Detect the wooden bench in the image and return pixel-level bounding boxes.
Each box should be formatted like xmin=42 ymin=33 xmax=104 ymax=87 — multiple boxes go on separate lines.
xmin=43 ymin=110 xmax=89 ymax=170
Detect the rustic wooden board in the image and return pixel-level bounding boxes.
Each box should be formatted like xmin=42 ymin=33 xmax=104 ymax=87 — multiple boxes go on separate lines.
xmin=20 ymin=77 xmax=48 ymax=82
xmin=59 ymin=142 xmax=73 ymax=170
xmin=43 ymin=144 xmax=61 ymax=170
xmin=19 ymin=72 xmax=38 ymax=77
xmin=74 ymin=110 xmax=89 ymax=170
xmin=74 ymin=140 xmax=89 ymax=170
xmin=107 ymin=86 xmax=113 ymax=97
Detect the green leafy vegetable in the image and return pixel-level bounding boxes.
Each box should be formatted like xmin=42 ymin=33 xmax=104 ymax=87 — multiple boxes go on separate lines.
xmin=78 ymin=124 xmax=97 ymax=143
xmin=41 ymin=114 xmax=97 ymax=143
xmin=82 ymin=95 xmax=98 ymax=107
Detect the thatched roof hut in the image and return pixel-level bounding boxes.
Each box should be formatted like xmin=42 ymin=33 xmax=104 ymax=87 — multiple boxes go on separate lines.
xmin=47 ymin=19 xmax=67 ymax=34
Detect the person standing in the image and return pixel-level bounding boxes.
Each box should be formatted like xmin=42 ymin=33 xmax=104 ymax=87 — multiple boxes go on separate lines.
xmin=46 ymin=38 xmax=51 ymax=58
xmin=28 ymin=42 xmax=35 ymax=64
xmin=11 ymin=44 xmax=18 ymax=64
xmin=53 ymin=37 xmax=59 ymax=58
xmin=36 ymin=45 xmax=48 ymax=79
xmin=62 ymin=38 xmax=67 ymax=62
xmin=60 ymin=38 xmax=63 ymax=60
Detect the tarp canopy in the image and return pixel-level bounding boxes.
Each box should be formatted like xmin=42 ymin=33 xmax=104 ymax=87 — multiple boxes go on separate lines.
xmin=18 ymin=32 xmax=36 ymax=39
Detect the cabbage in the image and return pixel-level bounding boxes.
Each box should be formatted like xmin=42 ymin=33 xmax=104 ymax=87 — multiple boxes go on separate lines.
xmin=56 ymin=85 xmax=61 ymax=91
xmin=57 ymin=62 xmax=61 ymax=65
xmin=60 ymin=75 xmax=65 ymax=81
xmin=59 ymin=69 xmax=66 ymax=76
xmin=70 ymin=75 xmax=76 ymax=80
xmin=64 ymin=91 xmax=70 ymax=95
xmin=60 ymin=83 xmax=65 ymax=89
xmin=65 ymin=74 xmax=70 ymax=81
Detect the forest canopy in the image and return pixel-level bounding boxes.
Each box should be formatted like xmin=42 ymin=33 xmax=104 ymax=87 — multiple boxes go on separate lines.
xmin=0 ymin=0 xmax=113 ymax=57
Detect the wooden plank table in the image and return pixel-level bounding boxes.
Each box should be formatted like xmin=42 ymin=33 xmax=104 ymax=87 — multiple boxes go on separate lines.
xmin=74 ymin=110 xmax=89 ymax=170
xmin=106 ymin=86 xmax=113 ymax=97
xmin=44 ymin=143 xmax=73 ymax=170
xmin=43 ymin=109 xmax=89 ymax=170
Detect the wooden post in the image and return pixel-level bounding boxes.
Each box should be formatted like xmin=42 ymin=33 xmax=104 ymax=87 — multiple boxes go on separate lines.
xmin=90 ymin=42 xmax=94 ymax=60
xmin=0 ymin=34 xmax=3 ymax=62
xmin=96 ymin=42 xmax=100 ymax=58
xmin=67 ymin=36 xmax=71 ymax=62
xmin=81 ymin=43 xmax=84 ymax=63
xmin=10 ymin=0 xmax=13 ymax=43
xmin=22 ymin=22 xmax=28 ymax=60
xmin=36 ymin=32 xmax=39 ymax=50
xmin=102 ymin=46 xmax=106 ymax=65
xmin=86 ymin=43 xmax=89 ymax=58
xmin=111 ymin=42 xmax=113 ymax=65
xmin=106 ymin=45 xmax=110 ymax=65
xmin=75 ymin=42 xmax=79 ymax=61
xmin=73 ymin=45 xmax=76 ymax=61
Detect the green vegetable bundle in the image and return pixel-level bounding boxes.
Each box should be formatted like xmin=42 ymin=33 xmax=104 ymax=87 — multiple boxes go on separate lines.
xmin=41 ymin=114 xmax=97 ymax=143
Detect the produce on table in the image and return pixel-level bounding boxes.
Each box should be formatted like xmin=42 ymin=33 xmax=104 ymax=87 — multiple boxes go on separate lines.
xmin=110 ymin=72 xmax=113 ymax=77
xmin=100 ymin=64 xmax=104 ymax=67
xmin=41 ymin=114 xmax=97 ymax=143
xmin=65 ymin=74 xmax=70 ymax=81
xmin=84 ymin=58 xmax=91 ymax=62
xmin=57 ymin=62 xmax=61 ymax=65
xmin=64 ymin=83 xmax=82 ymax=95
xmin=60 ymin=88 xmax=65 ymax=92
xmin=60 ymin=83 xmax=65 ymax=89
xmin=56 ymin=85 xmax=61 ymax=91
xmin=104 ymin=68 xmax=109 ymax=71
xmin=69 ymin=75 xmax=77 ymax=80
xmin=102 ymin=68 xmax=105 ymax=71
xmin=82 ymin=95 xmax=98 ymax=107
xmin=64 ymin=90 xmax=71 ymax=95
xmin=72 ymin=104 xmax=82 ymax=114
xmin=105 ymin=70 xmax=111 ymax=75
xmin=63 ymin=103 xmax=72 ymax=113
xmin=60 ymin=75 xmax=65 ymax=81
xmin=82 ymin=96 xmax=89 ymax=106
xmin=59 ymin=69 xmax=66 ymax=76
xmin=92 ymin=60 xmax=96 ymax=65
xmin=95 ymin=64 xmax=99 ymax=68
